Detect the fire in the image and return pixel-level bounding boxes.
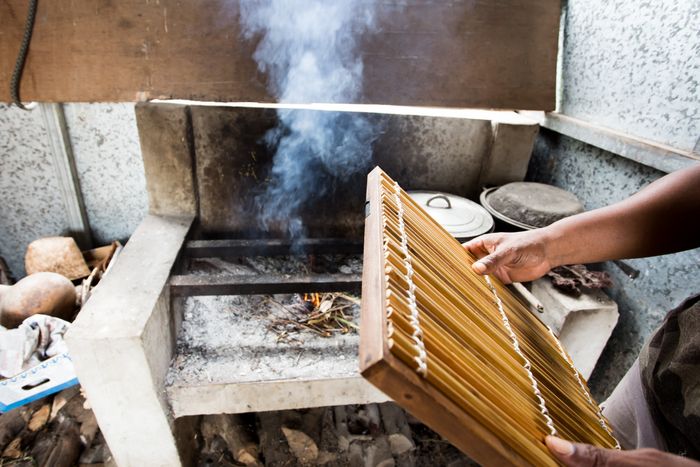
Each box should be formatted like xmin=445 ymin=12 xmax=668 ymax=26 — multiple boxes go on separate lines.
xmin=303 ymin=293 xmax=322 ymax=309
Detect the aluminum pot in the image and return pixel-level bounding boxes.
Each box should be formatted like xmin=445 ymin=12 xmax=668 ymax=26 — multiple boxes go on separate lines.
xmin=408 ymin=191 xmax=494 ymax=242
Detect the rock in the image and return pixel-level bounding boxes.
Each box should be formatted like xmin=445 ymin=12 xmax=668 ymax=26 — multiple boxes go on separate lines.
xmin=337 ymin=435 xmax=350 ymax=452
xmin=348 ymin=442 xmax=364 ymax=467
xmin=363 ymin=404 xmax=381 ymax=435
xmin=25 ymin=237 xmax=90 ymax=281
xmin=364 ymin=436 xmax=393 ymax=467
xmin=281 ymin=426 xmax=318 ymax=464
xmin=0 ymin=272 xmax=77 ymax=328
xmin=388 ymin=433 xmax=414 ymax=456
xmin=379 ymin=403 xmax=412 ymax=438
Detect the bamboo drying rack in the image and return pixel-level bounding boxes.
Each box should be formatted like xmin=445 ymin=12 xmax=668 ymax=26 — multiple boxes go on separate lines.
xmin=359 ymin=167 xmax=619 ymax=466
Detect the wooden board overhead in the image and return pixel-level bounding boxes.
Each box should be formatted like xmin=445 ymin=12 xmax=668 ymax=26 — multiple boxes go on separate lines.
xmin=0 ymin=0 xmax=560 ymax=109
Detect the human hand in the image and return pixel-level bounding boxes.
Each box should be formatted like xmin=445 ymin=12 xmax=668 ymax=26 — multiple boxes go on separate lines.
xmin=463 ymin=229 xmax=554 ymax=284
xmin=546 ymin=436 xmax=700 ymax=467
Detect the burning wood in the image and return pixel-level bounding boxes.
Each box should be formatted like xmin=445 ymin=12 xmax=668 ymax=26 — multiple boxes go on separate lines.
xmin=303 ymin=293 xmax=322 ymax=309
xmin=268 ymin=292 xmax=360 ymax=341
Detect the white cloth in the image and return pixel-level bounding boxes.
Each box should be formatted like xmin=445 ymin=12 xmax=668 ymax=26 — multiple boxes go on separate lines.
xmin=601 ymin=359 xmax=667 ymax=450
xmin=0 ymin=315 xmax=70 ymax=378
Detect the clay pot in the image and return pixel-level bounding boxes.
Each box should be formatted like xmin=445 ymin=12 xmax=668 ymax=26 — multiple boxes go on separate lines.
xmin=0 ymin=272 xmax=77 ymax=329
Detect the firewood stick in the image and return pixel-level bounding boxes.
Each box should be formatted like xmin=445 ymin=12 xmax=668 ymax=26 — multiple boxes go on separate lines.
xmin=510 ymin=282 xmax=545 ymax=314
xmin=201 ymin=414 xmax=261 ymax=466
xmin=30 ymin=417 xmax=81 ymax=467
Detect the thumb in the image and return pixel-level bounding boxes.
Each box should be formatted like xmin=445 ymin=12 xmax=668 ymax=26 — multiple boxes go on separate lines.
xmin=546 ymin=436 xmax=615 ymax=467
xmin=472 ymin=248 xmax=513 ymax=275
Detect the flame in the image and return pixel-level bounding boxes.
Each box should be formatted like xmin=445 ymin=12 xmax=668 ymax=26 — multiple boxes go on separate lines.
xmin=303 ymin=293 xmax=322 ymax=309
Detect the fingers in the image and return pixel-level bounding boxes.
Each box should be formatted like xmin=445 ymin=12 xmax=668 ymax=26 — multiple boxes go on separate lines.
xmin=464 ymin=235 xmax=510 ymax=275
xmin=473 ymin=248 xmax=514 ymax=276
xmin=544 ymin=437 xmax=694 ymax=467
xmin=547 ymin=437 xmax=610 ymax=467
xmin=463 ymin=238 xmax=490 ymax=274
xmin=546 ymin=437 xmax=576 ymax=463
xmin=463 ymin=237 xmax=491 ymax=259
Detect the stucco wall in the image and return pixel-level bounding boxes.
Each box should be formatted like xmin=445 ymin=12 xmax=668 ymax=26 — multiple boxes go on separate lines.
xmin=0 ymin=104 xmax=147 ymax=278
xmin=0 ymin=104 xmax=71 ymax=278
xmin=559 ymin=0 xmax=700 ymax=153
xmin=545 ymin=0 xmax=700 ymax=398
xmin=63 ymin=104 xmax=148 ymax=245
xmin=529 ymin=131 xmax=700 ymax=400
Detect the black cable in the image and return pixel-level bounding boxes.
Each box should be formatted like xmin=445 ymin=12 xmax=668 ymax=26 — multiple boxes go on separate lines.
xmin=10 ymin=0 xmax=39 ymax=110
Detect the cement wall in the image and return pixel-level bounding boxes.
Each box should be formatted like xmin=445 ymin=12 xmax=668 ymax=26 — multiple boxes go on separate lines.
xmin=559 ymin=0 xmax=699 ymax=152
xmin=529 ymin=0 xmax=700 ymax=399
xmin=63 ymin=104 xmax=148 ymax=246
xmin=528 ymin=131 xmax=700 ymax=399
xmin=0 ymin=105 xmax=70 ymax=278
xmin=0 ymin=103 xmax=147 ymax=278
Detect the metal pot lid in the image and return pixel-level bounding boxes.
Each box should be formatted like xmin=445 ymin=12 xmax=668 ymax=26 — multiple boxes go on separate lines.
xmin=480 ymin=183 xmax=584 ymax=230
xmin=408 ymin=191 xmax=494 ymax=239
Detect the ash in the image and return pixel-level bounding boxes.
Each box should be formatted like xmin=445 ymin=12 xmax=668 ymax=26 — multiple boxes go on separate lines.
xmin=167 ymin=255 xmax=363 ymax=387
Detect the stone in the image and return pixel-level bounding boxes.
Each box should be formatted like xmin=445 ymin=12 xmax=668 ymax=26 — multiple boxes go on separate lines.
xmin=364 ymin=436 xmax=393 ymax=467
xmin=378 ymin=403 xmax=412 ymax=438
xmin=25 ymin=237 xmax=90 ymax=280
xmin=348 ymin=442 xmax=364 ymax=467
xmin=337 ymin=435 xmax=350 ymax=452
xmin=388 ymin=433 xmax=414 ymax=456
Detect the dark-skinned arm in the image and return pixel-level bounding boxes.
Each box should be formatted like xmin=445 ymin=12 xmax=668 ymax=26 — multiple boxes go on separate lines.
xmin=464 ymin=164 xmax=700 ymax=284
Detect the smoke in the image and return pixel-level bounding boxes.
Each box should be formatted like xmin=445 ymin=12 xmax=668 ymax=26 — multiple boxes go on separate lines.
xmin=240 ymin=0 xmax=379 ymax=240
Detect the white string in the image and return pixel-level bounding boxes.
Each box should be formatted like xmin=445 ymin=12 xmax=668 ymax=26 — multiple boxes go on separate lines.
xmin=393 ymin=182 xmax=428 ymax=377
xmin=547 ymin=326 xmax=621 ymax=449
xmin=484 ymin=275 xmax=557 ymax=436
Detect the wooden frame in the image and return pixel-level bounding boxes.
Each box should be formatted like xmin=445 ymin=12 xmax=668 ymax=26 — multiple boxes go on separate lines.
xmin=360 ymin=168 xmax=530 ymax=466
xmin=360 ymin=167 xmax=619 ymax=465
